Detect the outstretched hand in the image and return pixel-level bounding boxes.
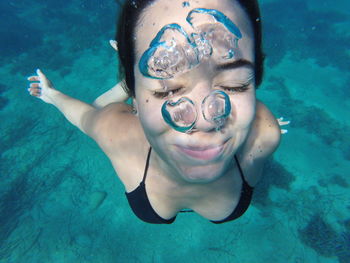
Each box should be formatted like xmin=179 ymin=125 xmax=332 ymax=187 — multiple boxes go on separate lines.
xmin=27 ymin=69 xmax=56 ymax=104
xmin=277 ymin=117 xmax=290 ymax=134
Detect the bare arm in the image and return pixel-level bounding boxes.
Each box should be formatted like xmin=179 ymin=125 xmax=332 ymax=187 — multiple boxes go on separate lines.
xmin=92 ymin=40 xmax=130 ymax=108
xmin=254 ymin=100 xmax=281 ymax=156
xmin=28 ymin=69 xmax=97 ymax=135
xmin=92 ymin=80 xmax=129 ymax=108
xmin=240 ymin=100 xmax=281 ymax=186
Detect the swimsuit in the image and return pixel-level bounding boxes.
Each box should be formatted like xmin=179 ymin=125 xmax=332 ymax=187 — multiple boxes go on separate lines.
xmin=125 ymin=147 xmax=254 ymax=224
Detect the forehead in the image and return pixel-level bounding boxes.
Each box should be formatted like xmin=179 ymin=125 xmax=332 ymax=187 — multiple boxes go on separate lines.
xmin=134 ymin=0 xmax=254 ymax=62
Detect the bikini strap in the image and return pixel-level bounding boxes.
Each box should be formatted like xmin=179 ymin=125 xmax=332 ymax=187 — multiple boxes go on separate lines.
xmin=141 ymin=147 xmax=152 ymax=184
xmin=234 ymin=155 xmax=247 ymax=184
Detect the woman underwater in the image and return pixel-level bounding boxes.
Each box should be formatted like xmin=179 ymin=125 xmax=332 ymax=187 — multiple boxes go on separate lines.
xmin=28 ymin=0 xmax=284 ymax=224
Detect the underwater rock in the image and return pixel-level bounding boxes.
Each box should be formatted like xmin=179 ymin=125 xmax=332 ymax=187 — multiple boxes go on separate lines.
xmin=299 ymin=214 xmax=337 ymax=256
xmin=253 ymin=158 xmax=295 ymax=207
xmin=329 ymin=174 xmax=349 ymax=188
xmin=0 ymin=97 xmax=9 ymax=110
xmin=0 ymin=83 xmax=8 ymax=94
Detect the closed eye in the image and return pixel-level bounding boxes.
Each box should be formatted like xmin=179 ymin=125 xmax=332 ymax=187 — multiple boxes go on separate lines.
xmin=219 ymin=84 xmax=250 ymax=93
xmin=152 ymin=87 xmax=183 ymax=99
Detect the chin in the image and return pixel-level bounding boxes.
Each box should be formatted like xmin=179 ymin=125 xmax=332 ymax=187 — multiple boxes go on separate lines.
xmin=178 ymin=162 xmax=227 ymax=183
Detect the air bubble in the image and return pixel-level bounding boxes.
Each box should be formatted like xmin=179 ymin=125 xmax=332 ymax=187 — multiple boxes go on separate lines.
xmin=160 ymin=56 xmax=170 ymax=69
xmin=225 ymin=49 xmax=235 ymax=59
xmin=182 ymin=1 xmax=190 ymax=7
xmin=161 ymin=80 xmax=169 ymax=91
xmin=139 ymin=9 xmax=243 ymax=79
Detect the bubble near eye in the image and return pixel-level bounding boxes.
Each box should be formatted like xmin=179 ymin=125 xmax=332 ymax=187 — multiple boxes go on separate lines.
xmin=162 ymin=97 xmax=197 ymax=132
xmin=139 ymin=24 xmax=198 ymax=79
xmin=173 ymin=104 xmax=195 ymax=125
xmin=225 ymin=34 xmax=238 ymax=48
xmin=139 ymin=9 xmax=243 ymax=80
xmin=202 ymin=90 xmax=231 ymax=124
xmin=200 ymin=24 xmax=240 ymax=60
xmin=187 ymin=8 xmax=242 ymax=39
xmin=208 ymin=99 xmax=225 ymax=116
xmin=146 ymin=45 xmax=191 ymax=79
xmin=183 ymin=43 xmax=198 ymax=66
xmin=191 ymin=33 xmax=212 ymax=61
xmin=155 ymin=49 xmax=179 ymax=69
xmin=161 ymin=90 xmax=232 ymax=133
xmin=187 ymin=8 xmax=242 ymax=61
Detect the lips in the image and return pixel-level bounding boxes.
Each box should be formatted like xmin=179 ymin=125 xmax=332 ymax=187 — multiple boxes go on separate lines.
xmin=175 ymin=144 xmax=225 ymax=161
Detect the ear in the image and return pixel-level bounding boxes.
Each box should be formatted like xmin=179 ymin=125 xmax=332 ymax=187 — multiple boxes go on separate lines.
xmin=132 ymin=98 xmax=139 ymax=116
xmin=109 ymin=40 xmax=118 ymax=51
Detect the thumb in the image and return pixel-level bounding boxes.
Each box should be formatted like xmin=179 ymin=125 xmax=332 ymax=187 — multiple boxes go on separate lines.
xmin=36 ymin=69 xmax=52 ymax=87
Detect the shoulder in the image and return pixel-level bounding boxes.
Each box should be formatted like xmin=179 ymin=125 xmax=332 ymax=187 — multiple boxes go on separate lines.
xmin=239 ymin=100 xmax=281 ymax=185
xmin=88 ymin=103 xmax=147 ymax=157
xmin=254 ymin=100 xmax=281 ymax=156
xmin=88 ymin=102 xmax=133 ymax=137
xmin=86 ymin=103 xmax=150 ymax=190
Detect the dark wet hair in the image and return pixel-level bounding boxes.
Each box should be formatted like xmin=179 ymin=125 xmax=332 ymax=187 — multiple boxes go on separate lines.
xmin=116 ymin=0 xmax=264 ymax=97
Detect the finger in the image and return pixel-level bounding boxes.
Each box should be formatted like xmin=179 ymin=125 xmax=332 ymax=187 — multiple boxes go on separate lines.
xmin=109 ymin=40 xmax=118 ymax=51
xmin=28 ymin=88 xmax=41 ymax=97
xmin=36 ymin=69 xmax=51 ymax=86
xmin=33 ymin=90 xmax=41 ymax=97
xmin=28 ymin=76 xmax=40 ymax=81
xmin=28 ymin=87 xmax=41 ymax=93
xmin=30 ymin=83 xmax=40 ymax=88
xmin=36 ymin=68 xmax=49 ymax=81
xmin=279 ymin=121 xmax=290 ymax=126
xmin=281 ymin=129 xmax=288 ymax=134
xmin=36 ymin=68 xmax=45 ymax=78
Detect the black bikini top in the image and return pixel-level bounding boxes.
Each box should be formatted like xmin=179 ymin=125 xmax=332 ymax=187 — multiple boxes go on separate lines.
xmin=125 ymin=147 xmax=254 ymax=224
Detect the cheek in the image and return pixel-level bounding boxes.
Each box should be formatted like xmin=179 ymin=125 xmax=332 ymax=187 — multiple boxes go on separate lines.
xmin=230 ymin=95 xmax=256 ymax=127
xmin=138 ymin=99 xmax=168 ymax=135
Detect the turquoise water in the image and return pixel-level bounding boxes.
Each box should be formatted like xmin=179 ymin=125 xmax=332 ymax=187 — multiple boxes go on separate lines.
xmin=1 ymin=0 xmax=349 ymax=262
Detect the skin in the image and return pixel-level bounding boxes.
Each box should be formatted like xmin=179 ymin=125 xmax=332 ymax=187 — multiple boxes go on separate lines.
xmin=28 ymin=0 xmax=281 ymax=221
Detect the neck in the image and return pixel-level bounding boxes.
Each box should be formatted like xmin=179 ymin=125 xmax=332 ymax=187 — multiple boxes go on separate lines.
xmin=152 ymin=147 xmax=237 ymax=187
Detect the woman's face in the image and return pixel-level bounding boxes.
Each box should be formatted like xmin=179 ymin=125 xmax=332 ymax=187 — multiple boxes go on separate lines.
xmin=133 ymin=0 xmax=256 ymax=183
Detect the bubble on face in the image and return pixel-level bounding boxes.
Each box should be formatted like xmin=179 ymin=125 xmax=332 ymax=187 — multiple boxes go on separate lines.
xmin=173 ymin=103 xmax=196 ymax=125
xmin=139 ymin=24 xmax=199 ymax=79
xmin=202 ymin=90 xmax=232 ymax=130
xmin=187 ymin=8 xmax=242 ymax=39
xmin=187 ymin=9 xmax=242 ymax=61
xmin=160 ymin=80 xmax=169 ymax=91
xmin=161 ymin=90 xmax=232 ymax=133
xmin=162 ymin=97 xmax=197 ymax=132
xmin=191 ymin=33 xmax=212 ymax=61
xmin=182 ymin=1 xmax=190 ymax=7
xmin=139 ymin=9 xmax=243 ymax=80
xmin=208 ymin=98 xmax=225 ymax=116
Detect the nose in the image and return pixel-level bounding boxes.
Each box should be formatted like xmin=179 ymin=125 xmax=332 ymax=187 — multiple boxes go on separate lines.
xmin=190 ymin=84 xmax=219 ymax=132
xmin=193 ymin=113 xmax=217 ymax=132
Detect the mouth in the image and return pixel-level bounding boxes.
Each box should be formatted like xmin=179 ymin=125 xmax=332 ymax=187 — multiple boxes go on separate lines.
xmin=175 ymin=142 xmax=227 ymax=161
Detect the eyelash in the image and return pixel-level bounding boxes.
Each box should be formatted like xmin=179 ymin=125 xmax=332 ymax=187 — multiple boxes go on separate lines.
xmin=219 ymin=84 xmax=250 ymax=93
xmin=152 ymin=87 xmax=183 ymax=99
xmin=152 ymin=84 xmax=249 ymax=99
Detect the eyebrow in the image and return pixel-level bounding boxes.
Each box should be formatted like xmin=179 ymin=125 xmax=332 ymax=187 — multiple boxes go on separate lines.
xmin=216 ymin=59 xmax=255 ymax=71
